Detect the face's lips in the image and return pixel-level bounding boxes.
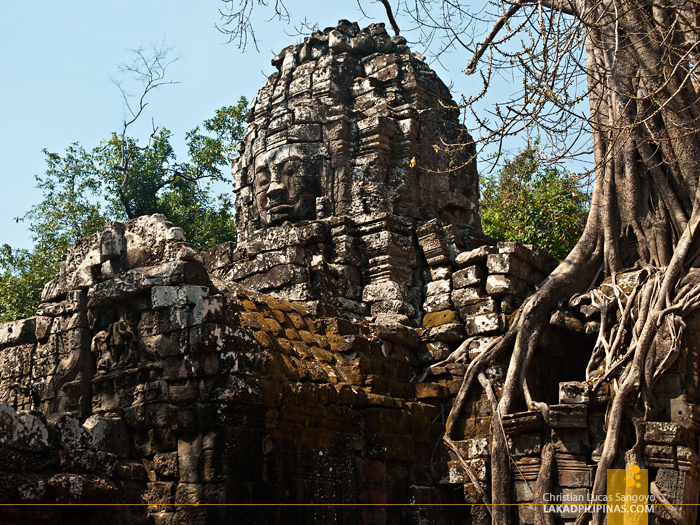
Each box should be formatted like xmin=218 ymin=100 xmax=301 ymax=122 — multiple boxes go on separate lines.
xmin=266 ymin=204 xmax=294 ymax=215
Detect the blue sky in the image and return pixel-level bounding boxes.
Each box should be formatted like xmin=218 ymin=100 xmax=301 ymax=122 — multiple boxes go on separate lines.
xmin=0 ymin=1 xmax=544 ymax=250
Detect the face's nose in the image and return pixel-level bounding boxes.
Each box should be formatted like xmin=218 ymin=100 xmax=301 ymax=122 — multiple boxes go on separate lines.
xmin=266 ymin=180 xmax=286 ymax=202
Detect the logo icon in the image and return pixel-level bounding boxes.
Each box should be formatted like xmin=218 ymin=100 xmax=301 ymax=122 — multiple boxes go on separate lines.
xmin=608 ymin=462 xmax=650 ymax=525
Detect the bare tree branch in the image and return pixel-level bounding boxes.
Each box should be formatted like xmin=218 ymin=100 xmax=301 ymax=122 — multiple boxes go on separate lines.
xmin=377 ymin=0 xmax=402 ymax=35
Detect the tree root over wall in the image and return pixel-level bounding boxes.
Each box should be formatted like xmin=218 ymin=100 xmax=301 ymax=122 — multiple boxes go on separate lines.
xmin=440 ymin=207 xmax=700 ymax=525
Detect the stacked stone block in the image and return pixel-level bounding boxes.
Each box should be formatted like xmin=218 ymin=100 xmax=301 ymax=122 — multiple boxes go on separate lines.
xmin=417 ymin=218 xmax=557 ymax=366
xmin=543 ymin=269 xmax=700 ymax=524
xmin=0 ymin=401 xmax=147 ymax=520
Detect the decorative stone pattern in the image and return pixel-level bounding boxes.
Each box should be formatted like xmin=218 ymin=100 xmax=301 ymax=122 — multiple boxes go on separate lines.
xmin=213 ymin=20 xmax=482 ymax=321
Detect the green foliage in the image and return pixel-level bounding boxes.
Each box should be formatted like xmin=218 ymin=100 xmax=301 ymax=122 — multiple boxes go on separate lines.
xmin=0 ymin=97 xmax=248 ymax=322
xmin=480 ymin=147 xmax=590 ymax=259
xmin=0 ymin=242 xmax=63 ymax=323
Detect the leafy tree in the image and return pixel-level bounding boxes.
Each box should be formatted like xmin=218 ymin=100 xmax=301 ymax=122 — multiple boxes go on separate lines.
xmin=0 ymin=43 xmax=247 ymax=324
xmin=0 ymin=43 xmax=247 ymax=323
xmin=0 ymin=101 xmax=246 ymax=323
xmin=0 ymin=242 xmax=64 ymax=323
xmin=480 ymin=147 xmax=590 ymax=259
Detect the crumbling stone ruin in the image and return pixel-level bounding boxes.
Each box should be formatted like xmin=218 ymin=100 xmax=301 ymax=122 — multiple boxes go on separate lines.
xmin=1 ymin=20 xmax=699 ymax=525
xmin=217 ymin=18 xmax=481 ymax=321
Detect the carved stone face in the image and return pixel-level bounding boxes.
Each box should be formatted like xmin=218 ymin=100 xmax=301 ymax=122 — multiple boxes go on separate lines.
xmin=253 ymin=145 xmax=319 ymax=226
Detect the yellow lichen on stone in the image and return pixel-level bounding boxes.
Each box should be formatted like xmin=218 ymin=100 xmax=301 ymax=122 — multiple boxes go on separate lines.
xmin=422 ymin=310 xmax=459 ymax=329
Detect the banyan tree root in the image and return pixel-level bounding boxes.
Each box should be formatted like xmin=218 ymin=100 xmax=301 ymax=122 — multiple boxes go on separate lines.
xmin=650 ymin=481 xmax=688 ymax=525
xmin=442 ymin=207 xmax=700 ymax=525
xmin=533 ymin=443 xmax=556 ymax=525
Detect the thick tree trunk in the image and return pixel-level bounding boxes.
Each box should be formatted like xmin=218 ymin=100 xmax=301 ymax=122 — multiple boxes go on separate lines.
xmin=444 ymin=0 xmax=700 ymax=521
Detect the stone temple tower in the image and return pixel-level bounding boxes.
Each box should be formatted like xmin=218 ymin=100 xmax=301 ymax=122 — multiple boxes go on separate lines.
xmin=207 ymin=20 xmax=486 ymax=323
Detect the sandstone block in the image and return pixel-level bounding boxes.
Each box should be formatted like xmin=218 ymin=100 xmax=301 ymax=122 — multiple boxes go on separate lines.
xmin=459 ymin=298 xmax=499 ymax=319
xmin=13 ymin=475 xmax=47 ymax=502
xmin=422 ymin=310 xmax=459 ymax=328
xmin=36 ymin=290 xmax=88 ymax=318
xmin=189 ymin=323 xmax=240 ymax=354
xmin=228 ymin=247 xmax=309 ymax=282
xmin=424 ymin=293 xmax=453 ymax=313
xmin=508 ymin=432 xmax=542 ymax=457
xmin=46 ymin=412 xmax=90 ymax=450
xmin=362 ymin=281 xmax=410 ymax=303
xmin=501 ymin=411 xmax=543 ymax=435
xmin=101 ymin=222 xmax=124 ymax=260
xmin=154 ymin=452 xmax=179 ymax=480
xmin=59 ymin=449 xmax=95 ymax=474
xmin=559 ymin=382 xmax=589 ymax=404
xmin=238 ymin=264 xmax=310 ymax=293
xmin=147 ymin=481 xmax=176 ymax=507
xmin=513 ymin=480 xmax=534 ymax=502
xmin=203 ymin=241 xmax=234 ymax=270
xmin=430 ymin=266 xmax=452 ymax=281
xmin=456 ymin=245 xmax=498 ymax=267
xmin=426 ymin=279 xmax=451 ymax=297
xmin=375 ymin=321 xmax=419 ymax=348
xmin=370 ymin=300 xmax=415 ymax=318
xmin=463 ymin=313 xmax=503 ymax=336
xmin=0 ymin=402 xmax=21 ymax=446
xmin=548 ymin=405 xmax=587 ymax=428
xmin=497 ymin=241 xmax=558 ymax=273
xmin=645 ymin=444 xmax=677 ymax=469
xmin=446 ymin=458 xmax=487 ymax=483
xmin=47 ymin=473 xmax=85 ymax=502
xmin=451 ymin=287 xmax=485 ymax=309
xmin=0 ymin=318 xmax=36 ymax=350
xmin=654 ymin=468 xmax=699 ymax=523
xmin=645 ymin=422 xmax=693 ymax=447
xmin=452 ymin=266 xmax=486 ymax=289
xmin=557 ymin=468 xmax=593 ymax=488
xmin=487 ymin=253 xmax=545 ymax=286
xmin=415 ymin=342 xmax=451 ymax=364
xmin=35 ymin=316 xmax=53 ymax=340
xmin=151 ymin=285 xmax=208 ymax=310
xmin=175 ymin=482 xmax=204 ymax=505
xmin=552 ymin=428 xmax=589 ymax=455
xmin=677 ymin=446 xmax=700 ymax=471
xmin=550 ymin=310 xmax=585 ymax=333
xmin=466 ymin=336 xmax=497 ymax=359
xmin=429 ymin=323 xmax=466 ymax=343
xmin=485 ymin=274 xmax=532 ymax=298
xmin=88 ymin=262 xmax=192 ymax=308
xmin=415 ymin=383 xmax=447 ymax=399
xmin=177 ymin=433 xmax=202 ymax=484
xmin=452 ymin=438 xmax=489 ymax=459
xmin=13 ymin=410 xmax=50 ymax=452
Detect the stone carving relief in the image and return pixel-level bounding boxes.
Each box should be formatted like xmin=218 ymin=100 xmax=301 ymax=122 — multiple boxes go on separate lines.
xmin=215 ymin=20 xmax=484 ymax=320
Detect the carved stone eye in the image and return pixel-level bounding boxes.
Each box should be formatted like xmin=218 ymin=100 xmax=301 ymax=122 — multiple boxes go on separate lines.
xmin=255 ymin=169 xmax=271 ymax=187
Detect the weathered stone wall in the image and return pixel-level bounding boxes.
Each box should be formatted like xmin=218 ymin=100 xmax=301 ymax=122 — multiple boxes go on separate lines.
xmin=0 ymin=215 xmax=458 ymax=524
xmin=3 ymin=213 xmax=700 ymax=524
